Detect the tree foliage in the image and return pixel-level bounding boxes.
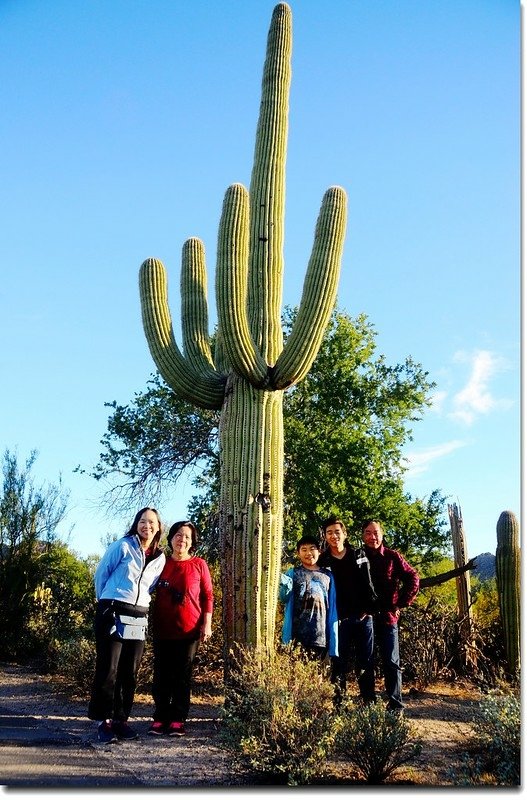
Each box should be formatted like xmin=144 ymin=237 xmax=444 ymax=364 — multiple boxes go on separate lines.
xmin=77 ymin=379 xmax=219 ymax=514
xmin=281 ymin=310 xmax=448 ymax=565
xmin=84 ymin=309 xmax=449 ymax=565
xmin=0 ymin=449 xmax=95 ymax=662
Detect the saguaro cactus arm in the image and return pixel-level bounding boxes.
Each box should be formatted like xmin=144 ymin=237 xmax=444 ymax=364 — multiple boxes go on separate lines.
xmin=216 ymin=184 xmax=270 ymax=388
xmin=271 ymin=186 xmax=347 ymax=389
xmin=180 ymin=237 xmax=220 ymax=377
xmin=247 ymin=3 xmax=292 ymax=361
xmin=139 ymin=257 xmax=225 ymax=409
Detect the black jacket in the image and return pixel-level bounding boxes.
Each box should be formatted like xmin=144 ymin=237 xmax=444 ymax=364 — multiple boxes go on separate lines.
xmin=318 ymin=545 xmax=377 ymax=620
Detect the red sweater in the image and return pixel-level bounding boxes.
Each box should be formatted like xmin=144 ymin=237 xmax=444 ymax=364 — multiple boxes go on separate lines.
xmin=152 ymin=557 xmax=214 ymax=640
xmin=365 ymin=544 xmax=419 ymax=626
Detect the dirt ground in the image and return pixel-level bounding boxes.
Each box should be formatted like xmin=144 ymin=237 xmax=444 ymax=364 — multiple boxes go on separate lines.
xmin=0 ymin=661 xmax=486 ymax=787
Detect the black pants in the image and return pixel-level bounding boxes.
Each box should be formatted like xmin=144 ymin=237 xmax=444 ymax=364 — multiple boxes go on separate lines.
xmin=152 ymin=638 xmax=200 ymax=723
xmin=88 ymin=604 xmax=145 ymax=722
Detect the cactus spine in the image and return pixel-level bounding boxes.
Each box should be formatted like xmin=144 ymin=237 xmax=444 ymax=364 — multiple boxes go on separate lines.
xmin=495 ymin=510 xmax=520 ymax=676
xmin=139 ymin=3 xmax=347 ymax=654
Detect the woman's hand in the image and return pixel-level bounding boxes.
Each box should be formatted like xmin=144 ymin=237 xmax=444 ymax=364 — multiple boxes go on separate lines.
xmin=200 ymin=622 xmax=212 ymax=642
xmin=200 ymin=611 xmax=213 ymax=642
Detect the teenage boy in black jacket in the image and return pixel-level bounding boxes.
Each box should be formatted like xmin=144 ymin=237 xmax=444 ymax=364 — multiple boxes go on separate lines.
xmin=318 ymin=515 xmax=377 ymax=705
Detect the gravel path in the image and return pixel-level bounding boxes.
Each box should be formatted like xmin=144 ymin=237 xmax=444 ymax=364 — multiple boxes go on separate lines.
xmin=0 ymin=662 xmax=241 ymax=787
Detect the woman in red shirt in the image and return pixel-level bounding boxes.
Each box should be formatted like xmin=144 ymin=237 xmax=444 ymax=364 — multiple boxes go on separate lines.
xmin=148 ymin=520 xmax=213 ymax=736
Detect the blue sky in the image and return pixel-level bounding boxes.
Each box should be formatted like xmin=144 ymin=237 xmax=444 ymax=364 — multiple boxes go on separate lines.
xmin=0 ymin=0 xmax=520 ymax=560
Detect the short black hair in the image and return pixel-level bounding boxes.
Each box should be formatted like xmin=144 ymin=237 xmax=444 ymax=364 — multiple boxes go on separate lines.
xmin=321 ymin=515 xmax=347 ymax=534
xmin=167 ymin=520 xmax=199 ymax=554
xmin=296 ymin=534 xmax=321 ymax=551
xmin=361 ymin=519 xmax=384 ymax=534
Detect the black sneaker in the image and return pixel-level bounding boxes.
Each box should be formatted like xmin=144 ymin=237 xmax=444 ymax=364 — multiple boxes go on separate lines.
xmin=98 ymin=721 xmax=118 ymax=743
xmin=112 ymin=720 xmax=139 ymax=740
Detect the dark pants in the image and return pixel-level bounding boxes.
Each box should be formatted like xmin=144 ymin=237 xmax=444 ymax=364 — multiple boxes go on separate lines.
xmin=152 ymin=639 xmax=200 ymax=723
xmin=331 ymin=614 xmax=375 ymax=702
xmin=375 ymin=622 xmax=403 ymax=709
xmin=88 ymin=604 xmax=145 ymax=722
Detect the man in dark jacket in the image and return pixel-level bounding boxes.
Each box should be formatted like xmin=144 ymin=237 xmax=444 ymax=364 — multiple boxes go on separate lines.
xmin=362 ymin=518 xmax=420 ymax=711
xmin=318 ymin=516 xmax=377 ymax=705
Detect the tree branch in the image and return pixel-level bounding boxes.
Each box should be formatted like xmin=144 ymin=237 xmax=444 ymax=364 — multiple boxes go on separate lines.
xmin=419 ymin=557 xmax=477 ymax=588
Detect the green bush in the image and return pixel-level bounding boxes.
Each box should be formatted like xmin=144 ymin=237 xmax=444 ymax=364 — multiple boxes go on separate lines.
xmin=2 ymin=539 xmax=96 ymax=667
xmin=52 ymin=636 xmax=96 ymax=696
xmin=336 ymin=699 xmax=422 ymax=784
xmin=464 ymin=691 xmax=520 ymax=785
xmin=221 ymin=644 xmax=337 ymax=785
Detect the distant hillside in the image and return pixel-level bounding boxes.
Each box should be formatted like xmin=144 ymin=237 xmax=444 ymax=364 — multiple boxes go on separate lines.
xmin=472 ymin=552 xmax=496 ymax=582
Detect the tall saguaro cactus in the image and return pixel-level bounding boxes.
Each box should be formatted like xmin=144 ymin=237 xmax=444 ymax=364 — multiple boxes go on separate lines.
xmin=139 ymin=3 xmax=347 ymax=654
xmin=495 ymin=510 xmax=520 ymax=677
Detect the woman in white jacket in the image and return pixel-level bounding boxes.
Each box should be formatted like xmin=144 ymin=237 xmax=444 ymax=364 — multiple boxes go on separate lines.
xmin=88 ymin=507 xmax=166 ymax=743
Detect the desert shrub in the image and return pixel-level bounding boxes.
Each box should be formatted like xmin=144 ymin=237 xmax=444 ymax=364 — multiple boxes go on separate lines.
xmin=466 ymin=619 xmax=507 ymax=689
xmin=479 ymin=691 xmax=521 ymax=784
xmin=471 ymin=578 xmax=500 ymax=627
xmin=21 ymin=573 xmax=95 ymax=673
xmin=336 ymin=699 xmax=422 ymax=784
xmin=405 ymin=576 xmax=508 ymax=690
xmin=466 ymin=580 xmax=508 ymax=689
xmin=400 ymin=600 xmax=508 ymax=690
xmin=398 ymin=600 xmax=459 ymax=686
xmin=221 ymin=644 xmax=337 ymax=785
xmin=467 ymin=691 xmax=520 ymax=785
xmin=52 ymin=636 xmax=96 ymax=696
xmin=4 ymin=539 xmax=96 ymax=669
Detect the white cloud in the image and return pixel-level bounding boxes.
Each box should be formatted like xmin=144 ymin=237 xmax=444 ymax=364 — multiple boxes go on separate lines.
xmin=404 ymin=440 xmax=465 ymax=478
xmin=429 ymin=390 xmax=447 ymax=414
xmin=448 ymin=350 xmax=512 ymax=426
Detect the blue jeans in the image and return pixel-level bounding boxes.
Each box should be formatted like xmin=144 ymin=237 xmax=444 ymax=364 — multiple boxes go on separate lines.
xmin=375 ymin=622 xmax=403 ymax=709
xmin=331 ymin=615 xmax=375 ymax=702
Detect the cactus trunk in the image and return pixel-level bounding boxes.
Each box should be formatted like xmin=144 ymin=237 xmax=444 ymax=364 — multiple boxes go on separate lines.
xmin=495 ymin=510 xmax=520 ymax=677
xmin=219 ymin=377 xmax=283 ymax=649
xmin=138 ymin=3 xmax=347 ymax=658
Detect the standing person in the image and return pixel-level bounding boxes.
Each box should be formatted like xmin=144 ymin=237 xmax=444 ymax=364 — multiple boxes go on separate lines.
xmin=149 ymin=520 xmax=213 ymax=737
xmin=361 ymin=519 xmax=419 ymax=712
xmin=88 ymin=507 xmax=166 ymax=743
xmin=318 ymin=515 xmax=377 ymax=705
xmin=279 ymin=534 xmax=338 ymax=660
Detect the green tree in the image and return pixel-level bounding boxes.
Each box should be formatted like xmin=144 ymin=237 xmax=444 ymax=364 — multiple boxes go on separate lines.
xmin=281 ymin=309 xmax=447 ymax=566
xmin=85 ymin=309 xmax=448 ymax=567
xmin=24 ymin=541 xmax=97 ymax=670
xmin=0 ymin=449 xmax=70 ymax=658
xmin=416 ymin=557 xmax=459 ymax=607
